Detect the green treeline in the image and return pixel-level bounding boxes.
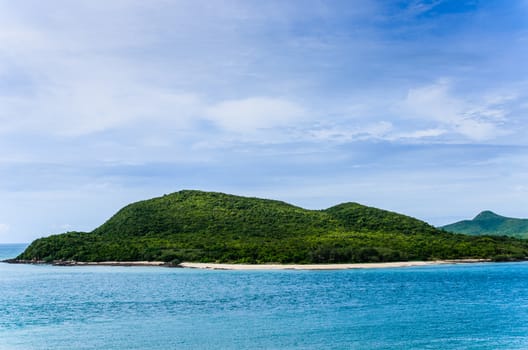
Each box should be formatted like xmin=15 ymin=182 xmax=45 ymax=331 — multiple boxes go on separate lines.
xmin=17 ymin=190 xmax=528 ymax=264
xmin=442 ymin=210 xmax=528 ymax=238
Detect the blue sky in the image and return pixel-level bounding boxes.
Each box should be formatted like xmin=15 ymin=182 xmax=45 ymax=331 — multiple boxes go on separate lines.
xmin=1 ymin=0 xmax=528 ymax=243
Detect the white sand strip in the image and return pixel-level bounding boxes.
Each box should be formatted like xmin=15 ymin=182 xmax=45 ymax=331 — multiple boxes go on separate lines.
xmin=179 ymin=259 xmax=490 ymax=270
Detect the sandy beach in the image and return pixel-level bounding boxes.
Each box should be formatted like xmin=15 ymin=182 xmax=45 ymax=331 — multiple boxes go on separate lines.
xmin=4 ymin=258 xmax=492 ymax=269
xmin=179 ymin=259 xmax=491 ymax=270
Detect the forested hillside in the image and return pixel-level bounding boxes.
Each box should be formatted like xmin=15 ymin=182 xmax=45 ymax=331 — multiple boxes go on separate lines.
xmin=16 ymin=191 xmax=528 ymax=264
xmin=442 ymin=211 xmax=528 ymax=238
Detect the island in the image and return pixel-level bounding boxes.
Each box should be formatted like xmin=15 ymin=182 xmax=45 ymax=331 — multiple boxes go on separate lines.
xmin=442 ymin=211 xmax=528 ymax=239
xmin=12 ymin=190 xmax=528 ymax=265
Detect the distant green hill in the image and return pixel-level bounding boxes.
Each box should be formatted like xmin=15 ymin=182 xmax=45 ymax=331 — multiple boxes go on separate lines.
xmin=16 ymin=191 xmax=528 ymax=263
xmin=442 ymin=211 xmax=528 ymax=238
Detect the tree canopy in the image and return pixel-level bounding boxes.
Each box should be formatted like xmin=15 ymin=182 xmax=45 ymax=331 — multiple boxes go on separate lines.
xmin=17 ymin=190 xmax=528 ymax=264
xmin=442 ymin=211 xmax=528 ymax=239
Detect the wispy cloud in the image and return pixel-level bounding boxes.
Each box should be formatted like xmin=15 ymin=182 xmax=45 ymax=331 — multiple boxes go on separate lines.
xmin=308 ymin=121 xmax=393 ymax=143
xmin=400 ymin=80 xmax=514 ymax=141
xmin=205 ymin=97 xmax=305 ymax=133
xmin=0 ymin=0 xmax=528 ymax=242
xmin=391 ymin=128 xmax=447 ymax=140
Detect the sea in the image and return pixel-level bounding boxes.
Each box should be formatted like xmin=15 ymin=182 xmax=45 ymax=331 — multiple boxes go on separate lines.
xmin=1 ymin=243 xmax=528 ymax=350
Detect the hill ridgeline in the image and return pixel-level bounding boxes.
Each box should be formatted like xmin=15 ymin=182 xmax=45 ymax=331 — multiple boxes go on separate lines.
xmin=442 ymin=211 xmax=528 ymax=238
xmin=16 ymin=190 xmax=528 ymax=264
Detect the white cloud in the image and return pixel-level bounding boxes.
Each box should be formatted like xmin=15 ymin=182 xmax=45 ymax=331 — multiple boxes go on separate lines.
xmin=405 ymin=0 xmax=443 ymax=16
xmin=0 ymin=2 xmax=316 ymax=139
xmin=0 ymin=2 xmax=207 ymax=136
xmin=401 ymin=80 xmax=510 ymax=141
xmin=308 ymin=123 xmax=449 ymax=144
xmin=395 ymin=128 xmax=446 ymax=139
xmin=310 ymin=121 xmax=393 ymax=142
xmin=0 ymin=83 xmax=203 ymax=136
xmin=205 ymin=97 xmax=305 ymax=133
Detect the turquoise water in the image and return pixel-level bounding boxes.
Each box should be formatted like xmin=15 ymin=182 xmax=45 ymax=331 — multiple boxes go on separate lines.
xmin=2 ymin=244 xmax=528 ymax=349
xmin=0 ymin=244 xmax=27 ymax=261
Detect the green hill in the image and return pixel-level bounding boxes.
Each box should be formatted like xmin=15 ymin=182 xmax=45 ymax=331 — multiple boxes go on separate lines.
xmin=442 ymin=211 xmax=528 ymax=238
xmin=16 ymin=190 xmax=528 ymax=264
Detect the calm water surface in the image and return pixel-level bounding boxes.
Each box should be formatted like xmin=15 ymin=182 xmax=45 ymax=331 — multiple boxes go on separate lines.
xmin=1 ymin=244 xmax=528 ymax=349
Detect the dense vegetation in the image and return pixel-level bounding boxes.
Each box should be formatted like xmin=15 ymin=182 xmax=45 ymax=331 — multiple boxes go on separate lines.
xmin=442 ymin=211 xmax=528 ymax=239
xmin=17 ymin=190 xmax=528 ymax=264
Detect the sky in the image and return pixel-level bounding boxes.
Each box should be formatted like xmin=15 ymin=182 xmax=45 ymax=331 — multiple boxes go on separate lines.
xmin=1 ymin=0 xmax=528 ymax=243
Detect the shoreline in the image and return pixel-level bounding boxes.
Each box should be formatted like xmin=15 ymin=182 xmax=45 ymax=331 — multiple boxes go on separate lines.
xmin=3 ymin=258 xmax=498 ymax=269
xmin=178 ymin=259 xmax=491 ymax=270
xmin=3 ymin=259 xmax=175 ymax=267
xmin=59 ymin=261 xmax=173 ymax=267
